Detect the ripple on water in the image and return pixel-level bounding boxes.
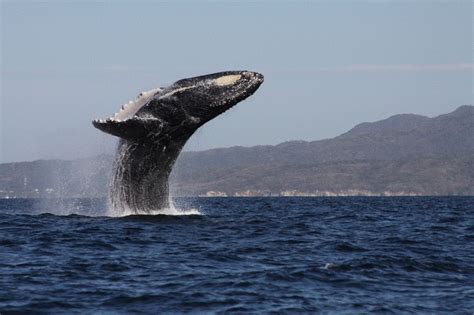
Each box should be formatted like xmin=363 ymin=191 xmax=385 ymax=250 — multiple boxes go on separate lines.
xmin=0 ymin=197 xmax=472 ymax=314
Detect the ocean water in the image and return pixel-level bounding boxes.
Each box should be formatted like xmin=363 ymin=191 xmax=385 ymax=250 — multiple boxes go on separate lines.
xmin=0 ymin=197 xmax=473 ymax=314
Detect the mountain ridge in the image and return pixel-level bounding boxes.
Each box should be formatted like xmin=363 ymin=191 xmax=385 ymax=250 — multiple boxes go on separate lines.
xmin=176 ymin=105 xmax=473 ymax=170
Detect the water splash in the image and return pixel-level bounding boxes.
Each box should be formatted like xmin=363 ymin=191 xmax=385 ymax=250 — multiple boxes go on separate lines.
xmin=106 ymin=204 xmax=201 ymax=217
xmin=109 ymin=141 xmax=130 ymax=214
xmin=107 ymin=175 xmax=201 ymax=216
xmin=108 ymin=137 xmax=182 ymax=215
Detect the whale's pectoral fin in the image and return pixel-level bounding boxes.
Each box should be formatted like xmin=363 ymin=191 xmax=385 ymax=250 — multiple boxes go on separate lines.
xmin=92 ymin=118 xmax=164 ymax=142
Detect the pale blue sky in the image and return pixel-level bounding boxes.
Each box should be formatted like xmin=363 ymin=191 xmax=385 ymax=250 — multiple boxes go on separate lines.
xmin=1 ymin=1 xmax=472 ymax=162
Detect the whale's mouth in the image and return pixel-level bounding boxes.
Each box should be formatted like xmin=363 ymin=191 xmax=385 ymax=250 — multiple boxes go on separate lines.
xmin=92 ymin=74 xmax=251 ymax=125
xmin=93 ymin=87 xmax=163 ymax=124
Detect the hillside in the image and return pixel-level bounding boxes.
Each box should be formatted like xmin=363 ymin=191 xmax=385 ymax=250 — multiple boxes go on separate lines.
xmin=175 ymin=105 xmax=474 ymax=170
xmin=1 ymin=105 xmax=473 ymax=198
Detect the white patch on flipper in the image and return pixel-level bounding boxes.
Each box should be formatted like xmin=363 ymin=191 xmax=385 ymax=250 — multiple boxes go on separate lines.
xmin=213 ymin=74 xmax=241 ymax=86
xmin=113 ymin=87 xmax=162 ymax=121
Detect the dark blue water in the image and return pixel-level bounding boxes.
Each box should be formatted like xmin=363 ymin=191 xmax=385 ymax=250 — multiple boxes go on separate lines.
xmin=0 ymin=197 xmax=473 ymax=314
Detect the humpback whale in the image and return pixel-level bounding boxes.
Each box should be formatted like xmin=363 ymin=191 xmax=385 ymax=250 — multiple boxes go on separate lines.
xmin=93 ymin=71 xmax=264 ymax=214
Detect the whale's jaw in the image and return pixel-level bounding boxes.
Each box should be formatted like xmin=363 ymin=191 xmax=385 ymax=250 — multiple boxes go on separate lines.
xmin=92 ymin=71 xmax=264 ymax=214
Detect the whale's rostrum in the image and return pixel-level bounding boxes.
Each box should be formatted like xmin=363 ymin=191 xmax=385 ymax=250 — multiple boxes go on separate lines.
xmin=92 ymin=71 xmax=264 ymax=214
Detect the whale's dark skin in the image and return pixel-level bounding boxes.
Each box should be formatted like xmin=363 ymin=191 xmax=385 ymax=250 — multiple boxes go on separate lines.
xmin=93 ymin=71 xmax=264 ymax=213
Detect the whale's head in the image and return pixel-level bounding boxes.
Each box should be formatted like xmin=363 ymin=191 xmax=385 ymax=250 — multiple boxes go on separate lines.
xmin=92 ymin=71 xmax=264 ymax=142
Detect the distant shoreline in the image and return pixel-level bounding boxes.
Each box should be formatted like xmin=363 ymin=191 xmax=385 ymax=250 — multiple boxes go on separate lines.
xmin=198 ymin=190 xmax=424 ymax=197
xmin=1 ymin=194 xmax=473 ymax=200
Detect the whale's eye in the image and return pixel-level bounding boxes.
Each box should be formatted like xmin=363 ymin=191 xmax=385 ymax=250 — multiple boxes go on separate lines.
xmin=213 ymin=75 xmax=241 ymax=86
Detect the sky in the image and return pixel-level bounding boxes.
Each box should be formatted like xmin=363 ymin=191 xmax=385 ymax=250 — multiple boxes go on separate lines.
xmin=1 ymin=1 xmax=472 ymax=163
